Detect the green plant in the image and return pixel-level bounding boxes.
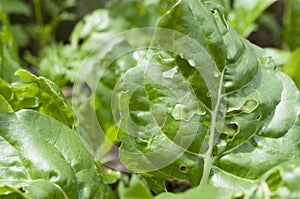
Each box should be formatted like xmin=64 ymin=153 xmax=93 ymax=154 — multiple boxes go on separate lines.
xmin=107 ymin=1 xmax=300 ymax=197
xmin=1 ymin=0 xmax=300 ymax=198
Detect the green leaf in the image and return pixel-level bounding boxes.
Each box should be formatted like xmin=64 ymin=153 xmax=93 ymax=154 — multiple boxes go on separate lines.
xmin=264 ymin=48 xmax=291 ymax=66
xmin=284 ymin=0 xmax=300 ymax=50
xmin=0 ymin=95 xmax=13 ymax=113
xmin=237 ymin=160 xmax=300 ymax=198
xmin=103 ymin=169 xmax=121 ymax=184
xmin=0 ymin=110 xmax=112 ymax=199
xmin=118 ymin=175 xmax=153 ymax=199
xmin=283 ymin=49 xmax=300 ymax=89
xmin=6 ymin=70 xmax=74 ymax=127
xmin=114 ymin=0 xmax=300 ymax=194
xmin=155 ymin=184 xmax=234 ymax=199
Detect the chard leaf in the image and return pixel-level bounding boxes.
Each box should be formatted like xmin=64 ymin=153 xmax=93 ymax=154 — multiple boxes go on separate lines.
xmin=0 ymin=110 xmax=112 ymax=199
xmin=115 ymin=0 xmax=300 ymax=194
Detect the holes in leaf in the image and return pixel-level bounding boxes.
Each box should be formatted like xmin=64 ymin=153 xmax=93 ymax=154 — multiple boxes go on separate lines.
xmin=265 ymin=169 xmax=282 ymax=192
xmin=223 ymin=123 xmax=239 ymax=140
xmin=256 ymin=115 xmax=261 ymax=120
xmin=83 ymin=82 xmax=92 ymax=97
xmin=18 ymin=187 xmax=25 ymax=193
xmin=229 ymin=123 xmax=238 ymax=130
xmin=165 ymin=179 xmax=192 ymax=193
xmin=179 ymin=165 xmax=188 ymax=173
xmin=242 ymin=100 xmax=258 ymax=112
xmin=226 ymin=99 xmax=258 ymax=117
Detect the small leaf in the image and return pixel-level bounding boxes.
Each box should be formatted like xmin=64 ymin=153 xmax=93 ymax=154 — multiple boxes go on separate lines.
xmin=13 ymin=70 xmax=74 ymax=127
xmin=118 ymin=175 xmax=153 ymax=199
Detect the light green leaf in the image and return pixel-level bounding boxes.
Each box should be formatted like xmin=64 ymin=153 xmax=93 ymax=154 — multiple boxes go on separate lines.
xmin=118 ymin=175 xmax=153 ymax=199
xmin=103 ymin=169 xmax=121 ymax=184
xmin=9 ymin=69 xmax=74 ymax=127
xmin=0 ymin=95 xmax=13 ymax=113
xmin=155 ymin=184 xmax=234 ymax=199
xmin=264 ymin=48 xmax=291 ymax=66
xmin=242 ymin=160 xmax=300 ymax=198
xmin=0 ymin=110 xmax=112 ymax=199
xmin=283 ymin=49 xmax=300 ymax=89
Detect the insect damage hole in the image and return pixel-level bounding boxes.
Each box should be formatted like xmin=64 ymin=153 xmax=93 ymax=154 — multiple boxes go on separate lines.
xmin=179 ymin=165 xmax=188 ymax=173
xmin=223 ymin=123 xmax=239 ymax=140
xmin=165 ymin=179 xmax=193 ymax=193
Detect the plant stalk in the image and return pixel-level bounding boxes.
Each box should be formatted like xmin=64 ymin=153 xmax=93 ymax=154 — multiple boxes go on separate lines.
xmin=199 ymin=71 xmax=224 ymax=186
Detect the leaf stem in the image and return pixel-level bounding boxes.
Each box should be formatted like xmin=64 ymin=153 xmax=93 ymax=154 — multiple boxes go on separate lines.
xmin=200 ymin=71 xmax=225 ymax=186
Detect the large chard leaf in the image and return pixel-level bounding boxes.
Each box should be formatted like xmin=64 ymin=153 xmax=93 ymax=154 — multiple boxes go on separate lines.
xmin=0 ymin=110 xmax=112 ymax=198
xmin=114 ymin=0 xmax=300 ymax=195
